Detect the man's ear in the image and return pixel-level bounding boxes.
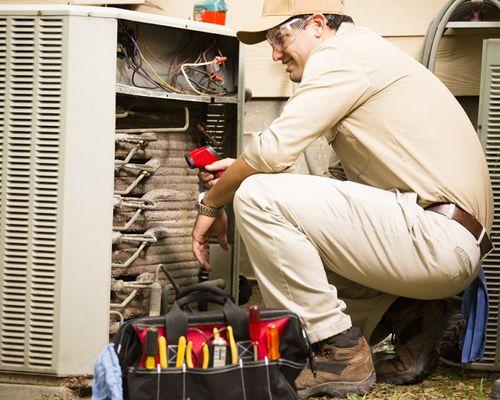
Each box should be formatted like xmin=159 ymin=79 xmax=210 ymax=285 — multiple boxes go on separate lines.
xmin=310 ymin=14 xmax=327 ymax=38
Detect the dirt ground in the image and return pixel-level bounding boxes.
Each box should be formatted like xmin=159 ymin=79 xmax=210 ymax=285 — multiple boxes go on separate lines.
xmin=338 ymin=365 xmax=497 ymax=400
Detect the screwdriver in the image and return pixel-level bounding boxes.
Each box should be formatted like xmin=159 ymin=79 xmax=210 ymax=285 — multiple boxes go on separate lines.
xmin=158 ymin=335 xmax=167 ymax=369
xmin=176 ymin=336 xmax=187 ymax=368
xmin=144 ymin=328 xmax=158 ymax=370
xmin=202 ymin=342 xmax=209 ymax=369
xmin=227 ymin=325 xmax=238 ymax=364
xmin=266 ymin=324 xmax=280 ymax=360
xmin=186 ymin=340 xmax=194 ymax=368
xmin=249 ymin=306 xmax=260 ymax=361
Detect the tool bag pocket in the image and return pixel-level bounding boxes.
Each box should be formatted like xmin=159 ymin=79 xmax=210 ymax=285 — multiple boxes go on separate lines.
xmin=128 ymin=360 xmax=299 ymax=400
xmin=114 ymin=283 xmax=311 ymax=400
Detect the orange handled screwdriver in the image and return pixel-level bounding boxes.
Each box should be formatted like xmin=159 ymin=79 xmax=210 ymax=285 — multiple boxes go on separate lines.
xmin=266 ymin=323 xmax=280 ymax=361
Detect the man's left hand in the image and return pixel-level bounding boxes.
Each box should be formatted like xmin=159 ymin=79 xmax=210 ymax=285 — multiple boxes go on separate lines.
xmin=192 ymin=211 xmax=229 ymax=271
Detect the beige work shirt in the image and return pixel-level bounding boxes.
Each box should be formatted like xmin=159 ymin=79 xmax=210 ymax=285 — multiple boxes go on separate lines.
xmin=243 ymin=23 xmax=493 ymax=231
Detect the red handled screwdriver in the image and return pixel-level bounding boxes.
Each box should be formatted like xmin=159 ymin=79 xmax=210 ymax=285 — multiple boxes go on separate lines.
xmin=249 ymin=306 xmax=260 ymax=361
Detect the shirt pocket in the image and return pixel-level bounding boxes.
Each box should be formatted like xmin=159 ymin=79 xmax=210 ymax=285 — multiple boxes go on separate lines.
xmin=330 ymin=123 xmax=371 ymax=180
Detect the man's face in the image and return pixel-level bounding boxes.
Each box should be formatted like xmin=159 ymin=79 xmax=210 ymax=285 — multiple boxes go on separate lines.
xmin=266 ymin=16 xmax=314 ymax=83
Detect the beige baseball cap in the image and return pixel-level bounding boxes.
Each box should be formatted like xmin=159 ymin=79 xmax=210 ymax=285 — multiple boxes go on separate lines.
xmin=237 ymin=0 xmax=345 ymax=45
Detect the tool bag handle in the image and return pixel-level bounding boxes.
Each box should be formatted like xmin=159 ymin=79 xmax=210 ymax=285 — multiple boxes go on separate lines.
xmin=177 ymin=282 xmax=231 ymax=304
xmin=165 ymin=283 xmax=249 ymax=345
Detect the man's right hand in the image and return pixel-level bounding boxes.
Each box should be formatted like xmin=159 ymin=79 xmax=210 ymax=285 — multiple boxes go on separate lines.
xmin=200 ymin=158 xmax=235 ymax=189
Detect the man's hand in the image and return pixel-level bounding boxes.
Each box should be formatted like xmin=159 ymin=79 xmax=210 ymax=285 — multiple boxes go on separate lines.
xmin=192 ymin=211 xmax=229 ymax=271
xmin=200 ymin=158 xmax=235 ymax=190
xmin=192 ymin=156 xmax=258 ymax=270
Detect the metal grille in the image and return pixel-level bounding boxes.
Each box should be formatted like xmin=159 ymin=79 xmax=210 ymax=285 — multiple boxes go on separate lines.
xmin=0 ymin=16 xmax=62 ymax=370
xmin=204 ymin=103 xmax=227 ymax=155
xmin=481 ymin=64 xmax=500 ymax=366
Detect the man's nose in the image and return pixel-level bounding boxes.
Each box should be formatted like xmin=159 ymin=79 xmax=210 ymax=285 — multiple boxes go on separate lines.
xmin=272 ymin=46 xmax=283 ymax=62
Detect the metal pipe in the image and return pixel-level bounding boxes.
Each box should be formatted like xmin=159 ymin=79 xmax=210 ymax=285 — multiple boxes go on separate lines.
xmin=110 ymin=289 xmax=138 ymax=308
xmin=427 ymin=0 xmax=500 ymax=72
xmin=149 ymin=265 xmax=163 ymax=317
xmin=115 ymin=106 xmax=190 ymax=134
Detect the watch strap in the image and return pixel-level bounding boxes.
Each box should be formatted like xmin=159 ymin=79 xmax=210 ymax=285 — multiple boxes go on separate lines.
xmin=196 ymin=200 xmax=224 ymax=217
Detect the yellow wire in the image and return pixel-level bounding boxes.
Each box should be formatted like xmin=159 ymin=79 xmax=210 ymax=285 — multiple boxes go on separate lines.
xmin=139 ymin=53 xmax=184 ymax=93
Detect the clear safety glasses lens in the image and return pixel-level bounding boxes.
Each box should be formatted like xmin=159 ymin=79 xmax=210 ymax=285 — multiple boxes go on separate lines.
xmin=266 ymin=16 xmax=311 ymax=51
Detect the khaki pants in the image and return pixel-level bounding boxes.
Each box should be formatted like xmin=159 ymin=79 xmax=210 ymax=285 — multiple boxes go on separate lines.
xmin=233 ymin=174 xmax=481 ymax=344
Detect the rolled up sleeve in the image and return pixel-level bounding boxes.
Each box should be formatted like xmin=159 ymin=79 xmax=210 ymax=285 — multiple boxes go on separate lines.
xmin=243 ymin=46 xmax=373 ymax=173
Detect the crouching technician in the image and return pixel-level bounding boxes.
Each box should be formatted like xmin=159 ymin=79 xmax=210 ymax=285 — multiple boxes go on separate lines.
xmin=191 ymin=0 xmax=494 ymax=397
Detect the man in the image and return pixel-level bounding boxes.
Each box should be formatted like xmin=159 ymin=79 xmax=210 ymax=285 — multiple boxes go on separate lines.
xmin=191 ymin=0 xmax=493 ymax=397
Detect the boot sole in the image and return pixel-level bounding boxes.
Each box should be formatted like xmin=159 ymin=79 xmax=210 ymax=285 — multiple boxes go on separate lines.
xmin=376 ymin=300 xmax=450 ymax=385
xmin=296 ymin=370 xmax=376 ymax=399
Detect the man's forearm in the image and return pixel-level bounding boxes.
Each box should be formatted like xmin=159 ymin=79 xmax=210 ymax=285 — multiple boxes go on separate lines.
xmin=202 ymin=155 xmax=259 ymax=208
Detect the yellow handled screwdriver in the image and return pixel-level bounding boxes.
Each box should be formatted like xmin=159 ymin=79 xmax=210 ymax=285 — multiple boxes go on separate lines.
xmin=202 ymin=342 xmax=209 ymax=369
xmin=213 ymin=327 xmax=221 ymax=340
xmin=186 ymin=340 xmax=194 ymax=368
xmin=158 ymin=335 xmax=167 ymax=369
xmin=227 ymin=326 xmax=238 ymax=364
xmin=176 ymin=336 xmax=187 ymax=368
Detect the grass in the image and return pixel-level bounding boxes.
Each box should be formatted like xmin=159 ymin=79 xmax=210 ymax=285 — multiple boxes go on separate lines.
xmin=311 ymin=365 xmax=497 ymax=399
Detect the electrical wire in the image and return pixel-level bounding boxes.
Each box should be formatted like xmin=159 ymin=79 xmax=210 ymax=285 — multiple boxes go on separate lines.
xmin=118 ymin=23 xmax=228 ymax=96
xmin=129 ymin=34 xmax=184 ymax=93
xmin=181 ymin=59 xmax=227 ymax=95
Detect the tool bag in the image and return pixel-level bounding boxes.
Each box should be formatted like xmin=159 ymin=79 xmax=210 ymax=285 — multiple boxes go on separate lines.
xmin=113 ymin=283 xmax=311 ymax=400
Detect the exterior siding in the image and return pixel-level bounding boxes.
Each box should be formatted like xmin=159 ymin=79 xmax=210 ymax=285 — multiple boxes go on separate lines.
xmin=134 ymin=0 xmax=496 ymax=97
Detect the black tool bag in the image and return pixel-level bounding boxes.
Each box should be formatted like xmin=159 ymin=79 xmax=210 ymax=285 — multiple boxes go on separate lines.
xmin=114 ymin=284 xmax=312 ymax=400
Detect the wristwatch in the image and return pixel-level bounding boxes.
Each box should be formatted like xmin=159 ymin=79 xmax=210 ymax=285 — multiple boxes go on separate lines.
xmin=196 ymin=192 xmax=224 ymax=218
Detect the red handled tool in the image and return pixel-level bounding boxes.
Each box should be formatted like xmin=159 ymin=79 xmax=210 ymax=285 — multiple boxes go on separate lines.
xmin=185 ymin=145 xmax=224 ymax=177
xmin=249 ymin=306 xmax=260 ymax=361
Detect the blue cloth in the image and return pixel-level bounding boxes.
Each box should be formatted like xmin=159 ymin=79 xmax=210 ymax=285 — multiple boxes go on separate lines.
xmin=92 ymin=344 xmax=123 ymax=400
xmin=460 ymin=268 xmax=489 ymax=363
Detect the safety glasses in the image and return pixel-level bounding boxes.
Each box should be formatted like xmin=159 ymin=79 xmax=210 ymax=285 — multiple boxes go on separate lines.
xmin=266 ymin=16 xmax=312 ymax=52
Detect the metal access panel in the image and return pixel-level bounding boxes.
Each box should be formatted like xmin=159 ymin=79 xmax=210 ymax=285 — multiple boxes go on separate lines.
xmin=474 ymin=38 xmax=500 ymax=371
xmin=0 ymin=5 xmax=244 ymax=377
xmin=0 ymin=8 xmax=117 ymax=375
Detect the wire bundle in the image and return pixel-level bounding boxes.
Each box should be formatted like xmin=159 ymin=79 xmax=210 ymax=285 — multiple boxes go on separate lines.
xmin=118 ymin=23 xmax=228 ymax=96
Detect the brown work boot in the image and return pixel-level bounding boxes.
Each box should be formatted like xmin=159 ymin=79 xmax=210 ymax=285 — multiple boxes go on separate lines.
xmin=492 ymin=378 xmax=500 ymax=399
xmin=375 ymin=298 xmax=450 ymax=385
xmin=295 ymin=326 xmax=376 ymax=399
